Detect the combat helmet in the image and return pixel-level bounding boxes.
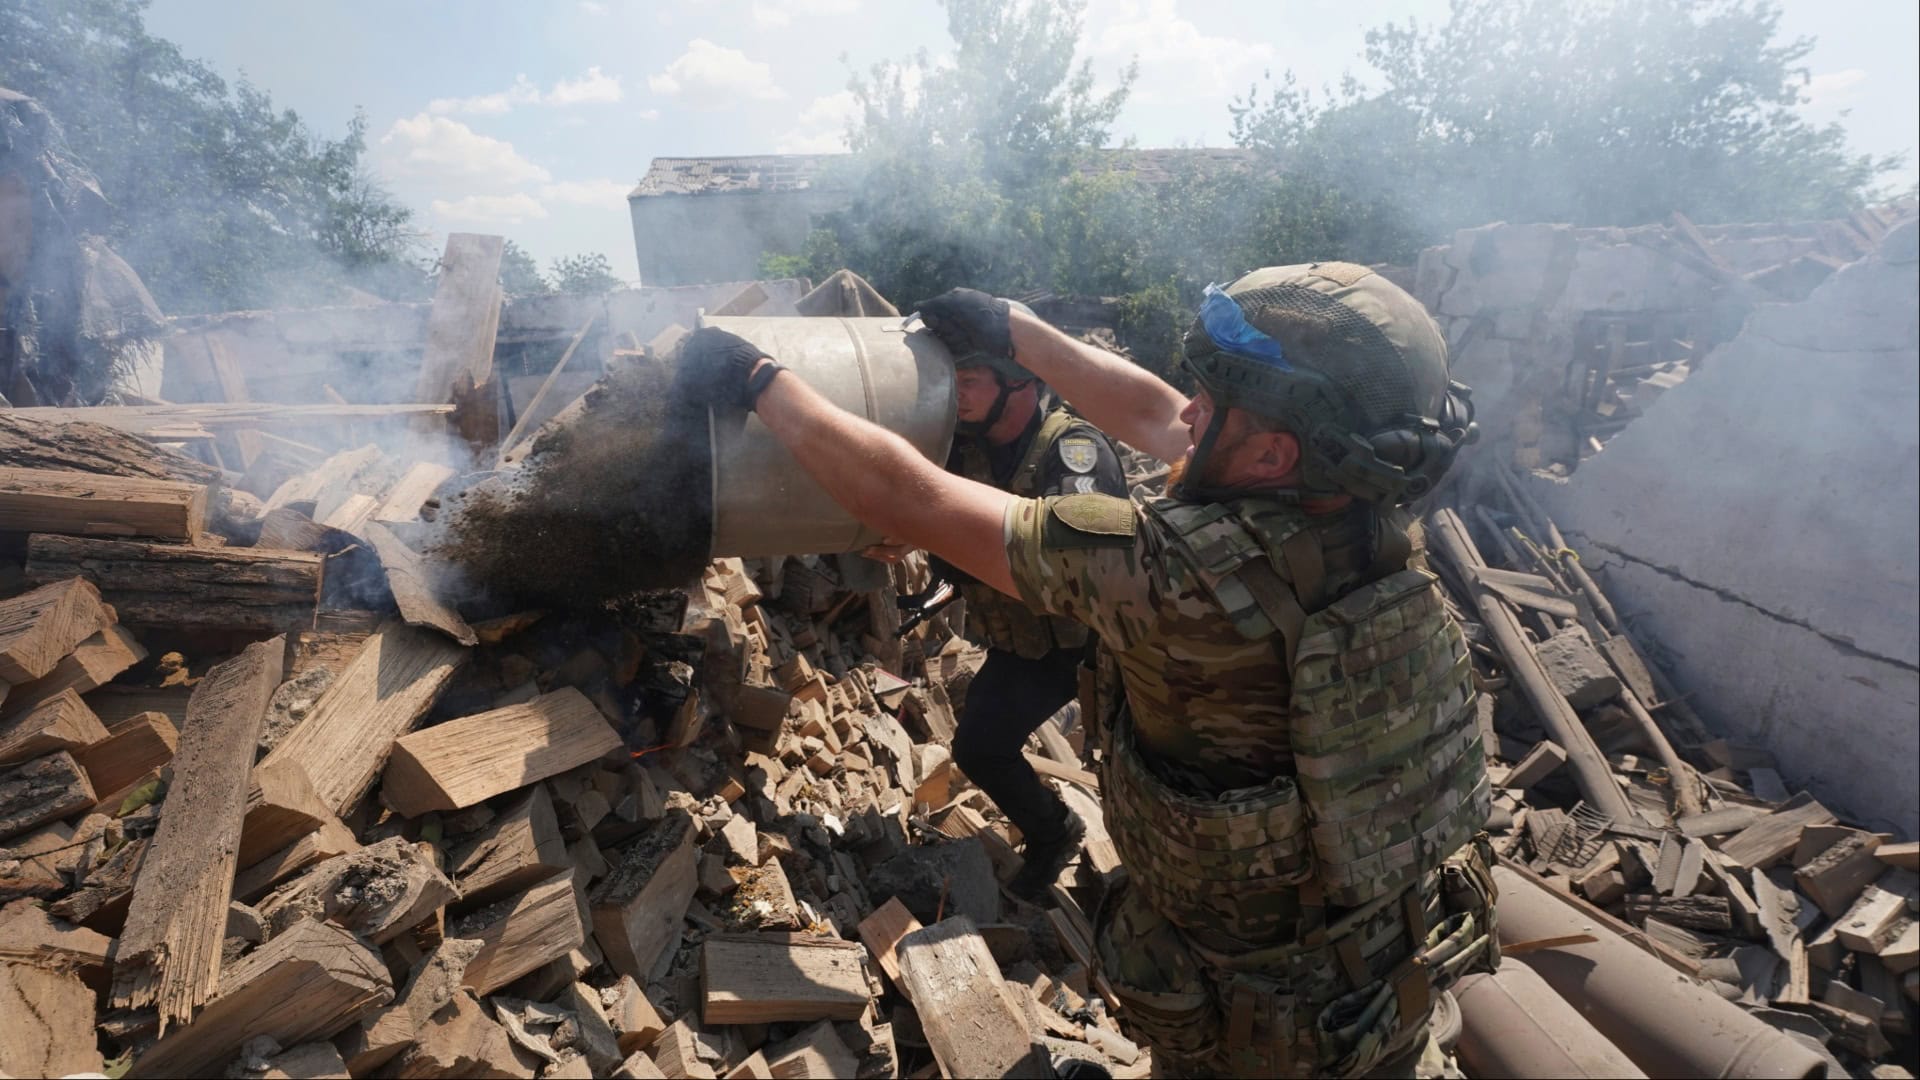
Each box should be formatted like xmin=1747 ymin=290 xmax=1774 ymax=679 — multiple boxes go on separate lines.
xmin=1181 ymin=262 xmax=1476 ymax=504
xmin=953 ymin=299 xmax=1040 ymax=436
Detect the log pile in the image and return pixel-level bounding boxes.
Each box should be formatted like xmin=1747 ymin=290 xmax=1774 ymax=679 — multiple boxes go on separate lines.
xmin=0 ymin=407 xmax=1148 ymax=1079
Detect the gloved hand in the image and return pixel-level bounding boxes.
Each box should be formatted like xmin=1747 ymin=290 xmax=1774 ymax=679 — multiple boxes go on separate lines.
xmin=914 ymin=287 xmax=1012 ymax=364
xmin=676 ymin=327 xmax=773 ymax=410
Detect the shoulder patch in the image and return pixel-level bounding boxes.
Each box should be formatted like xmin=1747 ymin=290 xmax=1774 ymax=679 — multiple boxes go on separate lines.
xmin=1042 ymin=494 xmax=1136 ymax=549
xmin=1057 ymin=436 xmax=1099 ymax=474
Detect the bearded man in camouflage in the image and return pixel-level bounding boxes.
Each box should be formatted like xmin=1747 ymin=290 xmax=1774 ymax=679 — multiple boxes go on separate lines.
xmin=680 ymin=263 xmax=1499 ymax=1078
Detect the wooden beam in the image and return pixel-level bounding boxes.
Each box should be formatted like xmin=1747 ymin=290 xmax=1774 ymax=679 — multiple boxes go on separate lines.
xmin=126 ymin=919 xmax=392 ymax=1078
xmin=0 ymin=750 xmax=96 ymax=842
xmin=897 ymin=915 xmax=1049 ymax=1079
xmin=9 ymin=402 xmax=457 ymax=436
xmin=382 ymin=688 xmax=620 ymax=817
xmin=450 ymin=784 xmax=571 ymax=907
xmin=1 ymin=625 xmax=145 ymax=719
xmin=0 ymin=577 xmax=112 ymax=684
xmin=0 ymin=688 xmax=108 ymax=765
xmin=258 ymin=619 xmax=465 ymax=816
xmin=0 ymin=411 xmax=219 ymax=485
xmin=459 ymin=868 xmax=587 ymax=996
xmin=592 ymin=810 xmax=698 ymax=980
xmin=0 ymin=466 xmax=207 ymax=543
xmin=113 ymin=636 xmax=284 ymax=1032
xmin=1718 ymin=792 xmax=1837 ymax=870
xmin=416 ymin=234 xmax=506 ymax=404
xmin=700 ymin=933 xmax=870 ymax=1024
xmin=24 ymin=534 xmax=322 ymax=632
xmin=365 ymin=523 xmax=478 ymax=647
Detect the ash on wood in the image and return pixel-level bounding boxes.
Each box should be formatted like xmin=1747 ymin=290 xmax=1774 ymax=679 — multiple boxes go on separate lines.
xmin=382 ymin=688 xmax=621 ymax=816
xmin=0 ymin=466 xmax=207 ymax=541
xmin=592 ymin=810 xmax=698 ymax=981
xmin=700 ymin=933 xmax=870 ymax=1024
xmin=897 ymin=915 xmax=1050 ymax=1079
xmin=366 ymin=522 xmax=478 ymax=647
xmin=112 ymin=636 xmax=284 ymax=1032
xmin=258 ymin=836 xmax=458 ymax=945
xmin=25 ymin=534 xmax=322 ymax=632
xmin=259 ymin=619 xmax=465 ymax=815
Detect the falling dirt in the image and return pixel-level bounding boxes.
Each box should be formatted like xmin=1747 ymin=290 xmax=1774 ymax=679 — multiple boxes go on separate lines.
xmin=436 ymin=353 xmax=713 ymax=610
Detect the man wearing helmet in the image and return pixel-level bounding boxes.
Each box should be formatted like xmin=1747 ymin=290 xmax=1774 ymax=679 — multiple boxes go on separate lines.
xmin=884 ymin=304 xmax=1126 ymax=902
xmin=679 ymin=263 xmax=1494 ymax=1078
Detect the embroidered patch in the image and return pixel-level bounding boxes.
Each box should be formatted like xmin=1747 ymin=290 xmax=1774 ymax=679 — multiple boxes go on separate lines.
xmin=1070 ymin=475 xmax=1098 ymax=494
xmin=1058 ymin=436 xmax=1099 ymax=474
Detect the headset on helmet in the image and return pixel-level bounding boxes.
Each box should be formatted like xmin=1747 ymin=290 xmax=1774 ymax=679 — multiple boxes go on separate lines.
xmin=1179 ymin=263 xmax=1476 ymax=505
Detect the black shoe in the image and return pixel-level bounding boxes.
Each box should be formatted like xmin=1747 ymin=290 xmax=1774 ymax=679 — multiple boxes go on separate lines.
xmin=1008 ymin=810 xmax=1087 ymax=901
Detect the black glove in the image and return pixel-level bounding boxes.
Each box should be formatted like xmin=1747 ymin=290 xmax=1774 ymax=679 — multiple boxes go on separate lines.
xmin=676 ymin=327 xmax=772 ymax=410
xmin=914 ymin=287 xmax=1011 ymax=363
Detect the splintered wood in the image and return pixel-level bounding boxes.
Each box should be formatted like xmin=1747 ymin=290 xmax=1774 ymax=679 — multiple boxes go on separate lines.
xmin=112 ymin=637 xmax=284 ymax=1032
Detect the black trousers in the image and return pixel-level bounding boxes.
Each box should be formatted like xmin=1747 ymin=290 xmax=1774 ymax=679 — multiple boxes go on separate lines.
xmin=952 ymin=646 xmax=1082 ymax=846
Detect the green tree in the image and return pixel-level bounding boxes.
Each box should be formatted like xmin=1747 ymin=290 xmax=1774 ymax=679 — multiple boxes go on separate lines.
xmin=499 ymin=240 xmax=552 ymax=298
xmin=1231 ymin=0 xmax=1895 ymax=230
xmin=0 ymin=0 xmax=428 ymax=313
xmin=549 ymin=252 xmax=622 ymax=295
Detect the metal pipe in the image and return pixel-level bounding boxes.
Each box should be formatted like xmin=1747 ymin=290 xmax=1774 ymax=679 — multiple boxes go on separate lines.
xmin=1429 ymin=509 xmax=1638 ymax=824
xmin=1454 ymin=964 xmax=1648 ymax=1079
xmin=700 ymin=315 xmax=956 ymax=558
xmin=1493 ymin=865 xmax=1829 ymax=1080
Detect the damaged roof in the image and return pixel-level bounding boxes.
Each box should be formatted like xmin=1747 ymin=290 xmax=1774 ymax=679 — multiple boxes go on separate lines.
xmin=629 ymin=147 xmax=1257 ymax=199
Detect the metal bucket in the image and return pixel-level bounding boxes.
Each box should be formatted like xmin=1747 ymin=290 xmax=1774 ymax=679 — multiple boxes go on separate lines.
xmin=699 ymin=315 xmax=956 ymax=558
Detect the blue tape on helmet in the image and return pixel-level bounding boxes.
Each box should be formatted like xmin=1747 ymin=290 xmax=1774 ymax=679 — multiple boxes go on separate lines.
xmin=1199 ymin=283 xmax=1292 ymax=370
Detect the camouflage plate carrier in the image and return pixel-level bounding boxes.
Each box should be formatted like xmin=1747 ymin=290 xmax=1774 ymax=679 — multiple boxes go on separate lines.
xmin=1095 ymin=496 xmax=1496 ymax=1078
xmin=953 ymin=407 xmax=1095 ymax=659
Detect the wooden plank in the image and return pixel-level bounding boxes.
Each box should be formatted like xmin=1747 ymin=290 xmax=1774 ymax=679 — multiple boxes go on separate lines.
xmin=112 ymin=636 xmax=284 ymax=1032
xmin=372 ymin=462 xmax=456 ymax=525
xmin=857 ymin=897 xmax=923 ymax=999
xmin=458 ymin=869 xmax=587 ymax=996
xmin=700 ymin=933 xmax=869 ymax=1024
xmin=0 ymin=750 xmax=95 ymax=842
xmin=0 ymin=688 xmax=108 ymax=765
xmin=264 ymin=444 xmax=382 ymax=517
xmin=1877 ymin=841 xmax=1919 ymax=872
xmin=449 ymin=783 xmax=572 ymax=907
xmin=415 ymin=234 xmax=506 ymax=404
xmin=499 ymin=314 xmax=597 ymax=464
xmin=24 ymin=534 xmax=322 ymax=632
xmin=76 ymin=709 xmax=177 ymax=805
xmin=126 ymin=919 xmax=391 ymax=1078
xmin=593 ymin=810 xmax=699 ymax=980
xmin=1836 ymin=872 xmax=1918 ymax=954
xmin=0 ymin=466 xmax=206 ymax=541
xmin=0 ymin=577 xmax=111 ymax=684
xmin=365 ymin=522 xmax=478 ymax=647
xmin=238 ymin=758 xmax=334 ymax=867
xmin=897 ymin=915 xmax=1049 ymax=1079
xmin=1718 ymin=792 xmax=1837 ymax=870
xmin=1023 ymin=751 xmax=1098 ymax=793
xmin=0 ymin=899 xmax=114 ymax=973
xmin=382 ymin=688 xmax=620 ymax=816
xmin=1 ymin=625 xmax=145 ymax=719
xmin=1503 ymin=739 xmax=1568 ymax=790
xmin=259 ymin=619 xmax=465 ymax=816
xmin=11 ymin=402 xmax=456 ymax=436
xmin=0 ymin=961 xmax=105 ymax=1077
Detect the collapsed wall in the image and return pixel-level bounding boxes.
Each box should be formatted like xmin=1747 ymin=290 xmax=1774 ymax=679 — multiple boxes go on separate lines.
xmin=1531 ymin=218 xmax=1920 ymax=835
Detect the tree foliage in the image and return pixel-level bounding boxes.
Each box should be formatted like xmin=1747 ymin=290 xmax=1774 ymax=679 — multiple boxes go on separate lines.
xmin=498 ymin=240 xmax=552 ymax=298
xmin=549 ymin=252 xmax=622 ymax=296
xmin=0 ymin=0 xmax=428 ymax=314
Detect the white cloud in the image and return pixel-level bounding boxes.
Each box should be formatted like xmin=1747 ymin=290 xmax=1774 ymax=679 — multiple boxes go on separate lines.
xmin=638 ymin=108 xmax=661 ymax=121
xmin=428 ymin=68 xmax=624 ymax=115
xmin=1804 ymin=68 xmax=1868 ymax=109
xmin=648 ymin=39 xmax=786 ymax=106
xmin=548 ymin=66 xmax=624 ymax=106
xmin=540 ymin=178 xmax=633 ymax=207
xmin=431 ymin=192 xmax=550 ymax=224
xmin=579 ymin=0 xmax=608 ymax=13
xmin=1084 ymin=0 xmax=1275 ymax=105
xmin=750 ymin=0 xmax=859 ymax=30
xmin=776 ymin=91 xmax=858 ymax=153
xmin=378 ymin=114 xmax=551 ymax=188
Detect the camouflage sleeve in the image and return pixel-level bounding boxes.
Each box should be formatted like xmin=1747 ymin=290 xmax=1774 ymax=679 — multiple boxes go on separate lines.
xmin=1003 ymin=493 xmax=1149 ymax=649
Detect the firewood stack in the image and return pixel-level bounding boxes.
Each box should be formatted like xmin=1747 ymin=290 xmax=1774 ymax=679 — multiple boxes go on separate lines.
xmin=0 ymin=411 xmax=1143 ymax=1079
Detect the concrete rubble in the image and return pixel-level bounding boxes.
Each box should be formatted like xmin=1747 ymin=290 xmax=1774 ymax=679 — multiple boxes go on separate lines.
xmin=0 ymin=207 xmax=1914 ymax=1080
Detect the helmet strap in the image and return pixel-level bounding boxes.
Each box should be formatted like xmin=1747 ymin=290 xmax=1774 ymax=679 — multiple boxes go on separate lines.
xmin=957 ymin=374 xmax=1030 ymax=438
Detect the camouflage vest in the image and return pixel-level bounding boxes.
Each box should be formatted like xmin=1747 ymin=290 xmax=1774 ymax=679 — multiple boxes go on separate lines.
xmin=955 ymin=407 xmax=1094 ymax=658
xmin=1102 ymin=497 xmax=1489 ymax=945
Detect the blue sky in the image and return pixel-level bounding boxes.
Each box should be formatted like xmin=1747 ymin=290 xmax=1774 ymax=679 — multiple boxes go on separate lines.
xmin=145 ymin=0 xmax=1920 ymax=282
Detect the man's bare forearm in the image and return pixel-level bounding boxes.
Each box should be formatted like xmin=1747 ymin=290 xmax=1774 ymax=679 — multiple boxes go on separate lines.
xmin=750 ymin=364 xmax=1018 ymax=596
xmin=1008 ymin=309 xmax=1190 ymax=462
